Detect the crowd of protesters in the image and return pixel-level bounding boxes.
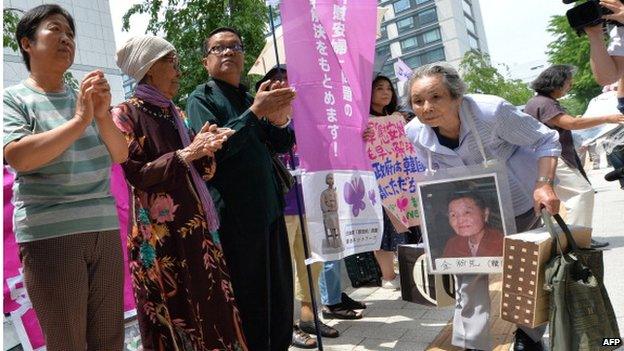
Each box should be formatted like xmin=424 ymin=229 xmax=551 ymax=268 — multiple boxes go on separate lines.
xmin=4 ymin=3 xmax=624 ymax=351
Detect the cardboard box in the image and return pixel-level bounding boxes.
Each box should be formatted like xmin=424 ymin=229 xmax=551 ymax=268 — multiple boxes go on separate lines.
xmin=398 ymin=244 xmax=455 ymax=307
xmin=500 ymin=225 xmax=592 ymax=328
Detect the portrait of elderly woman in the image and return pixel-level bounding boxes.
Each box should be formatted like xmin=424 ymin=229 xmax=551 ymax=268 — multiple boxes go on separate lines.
xmin=112 ymin=35 xmax=248 ymax=350
xmin=443 ymin=192 xmax=504 ymax=258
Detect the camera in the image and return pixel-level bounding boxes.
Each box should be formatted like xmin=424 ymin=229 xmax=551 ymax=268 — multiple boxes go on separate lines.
xmin=565 ymin=0 xmax=623 ymax=36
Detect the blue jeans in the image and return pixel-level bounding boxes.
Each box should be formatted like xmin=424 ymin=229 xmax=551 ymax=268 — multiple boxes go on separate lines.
xmin=319 ymin=260 xmax=342 ymax=305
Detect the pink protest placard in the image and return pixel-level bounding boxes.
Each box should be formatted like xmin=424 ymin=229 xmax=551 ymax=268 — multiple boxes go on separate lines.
xmin=365 ymin=114 xmax=427 ymax=232
xmin=282 ymin=0 xmax=384 ymax=261
xmin=3 ymin=165 xmax=136 ymax=349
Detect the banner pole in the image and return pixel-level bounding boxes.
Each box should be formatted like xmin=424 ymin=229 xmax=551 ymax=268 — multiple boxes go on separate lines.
xmin=268 ymin=3 xmax=324 ymax=349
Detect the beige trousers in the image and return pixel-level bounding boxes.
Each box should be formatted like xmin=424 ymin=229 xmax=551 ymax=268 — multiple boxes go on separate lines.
xmin=285 ymin=215 xmax=322 ymax=303
xmin=554 ymin=158 xmax=595 ymax=227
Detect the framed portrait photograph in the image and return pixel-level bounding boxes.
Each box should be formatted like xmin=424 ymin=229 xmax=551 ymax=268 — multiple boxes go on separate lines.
xmin=417 ymin=173 xmax=513 ymax=274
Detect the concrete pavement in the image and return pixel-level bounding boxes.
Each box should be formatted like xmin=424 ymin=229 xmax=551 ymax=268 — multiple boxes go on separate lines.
xmin=3 ymin=168 xmax=622 ymax=351
xmin=290 ymin=166 xmax=624 ymax=351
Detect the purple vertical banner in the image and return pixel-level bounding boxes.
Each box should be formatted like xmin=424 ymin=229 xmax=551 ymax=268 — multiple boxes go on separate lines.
xmin=281 ymin=0 xmax=383 ymax=261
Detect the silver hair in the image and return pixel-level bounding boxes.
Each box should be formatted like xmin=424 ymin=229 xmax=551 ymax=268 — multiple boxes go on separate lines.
xmin=404 ymin=63 xmax=466 ymax=107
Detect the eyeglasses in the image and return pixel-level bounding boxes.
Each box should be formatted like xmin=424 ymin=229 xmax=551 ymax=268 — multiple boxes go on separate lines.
xmin=160 ymin=55 xmax=180 ymax=71
xmin=208 ymin=44 xmax=244 ymax=56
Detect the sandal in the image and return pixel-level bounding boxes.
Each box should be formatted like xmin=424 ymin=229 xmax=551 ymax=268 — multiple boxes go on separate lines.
xmin=291 ymin=325 xmax=317 ymax=349
xmin=321 ymin=303 xmax=363 ymax=320
xmin=298 ymin=319 xmax=340 ymax=338
xmin=341 ymin=292 xmax=366 ymax=310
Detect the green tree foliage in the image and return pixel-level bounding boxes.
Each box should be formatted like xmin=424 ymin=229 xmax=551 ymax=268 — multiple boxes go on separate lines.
xmin=3 ymin=8 xmax=22 ymax=51
xmin=122 ymin=0 xmax=269 ymax=106
xmin=459 ymin=50 xmax=533 ymax=106
xmin=546 ymin=14 xmax=602 ymax=112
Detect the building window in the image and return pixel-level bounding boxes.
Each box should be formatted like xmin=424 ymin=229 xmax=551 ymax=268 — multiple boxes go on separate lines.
xmin=468 ymin=34 xmax=479 ymax=50
xmin=415 ymin=0 xmax=432 ymax=4
xmin=376 ymin=45 xmax=390 ymax=58
xmin=380 ymin=25 xmax=388 ymax=39
xmin=422 ymin=28 xmax=441 ymax=44
xmin=397 ymin=17 xmax=415 ymax=34
xmin=381 ymin=61 xmax=395 ymax=77
xmin=393 ymin=0 xmax=411 ymax=14
xmin=401 ymin=36 xmax=419 ymax=50
xmin=465 ymin=16 xmax=476 ymax=34
xmin=403 ymin=55 xmax=421 ymax=68
xmin=417 ymin=8 xmax=437 ymax=25
xmin=462 ymin=0 xmax=473 ymax=17
xmin=421 ymin=47 xmax=445 ymax=64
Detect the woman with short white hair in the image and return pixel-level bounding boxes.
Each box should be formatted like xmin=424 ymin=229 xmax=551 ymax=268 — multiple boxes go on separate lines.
xmin=404 ymin=63 xmax=561 ymax=351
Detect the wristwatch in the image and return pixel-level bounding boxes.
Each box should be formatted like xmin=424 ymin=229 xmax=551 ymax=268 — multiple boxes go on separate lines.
xmin=536 ymin=176 xmax=554 ymax=186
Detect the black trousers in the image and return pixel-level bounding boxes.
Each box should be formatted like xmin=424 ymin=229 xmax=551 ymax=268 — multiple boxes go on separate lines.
xmin=220 ymin=215 xmax=294 ymax=351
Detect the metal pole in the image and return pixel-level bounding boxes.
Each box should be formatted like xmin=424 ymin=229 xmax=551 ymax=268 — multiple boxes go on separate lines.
xmin=287 ymin=151 xmax=324 ymax=351
xmin=268 ymin=3 xmax=324 ymax=350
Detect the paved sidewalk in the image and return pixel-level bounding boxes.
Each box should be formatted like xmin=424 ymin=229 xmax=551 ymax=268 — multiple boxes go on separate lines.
xmin=290 ymin=167 xmax=624 ymax=351
xmin=3 ymin=169 xmax=622 ymax=351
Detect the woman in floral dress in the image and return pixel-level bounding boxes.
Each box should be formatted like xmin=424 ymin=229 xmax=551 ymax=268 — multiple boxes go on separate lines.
xmin=112 ymin=35 xmax=248 ymax=351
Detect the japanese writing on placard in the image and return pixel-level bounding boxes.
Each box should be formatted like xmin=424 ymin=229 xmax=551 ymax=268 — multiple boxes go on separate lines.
xmin=365 ymin=114 xmax=425 ymax=230
xmin=310 ymin=0 xmax=342 ymax=156
xmin=434 ymin=257 xmax=503 ymax=274
xmin=343 ymin=223 xmax=380 ymax=247
xmin=331 ymin=1 xmax=353 ymax=124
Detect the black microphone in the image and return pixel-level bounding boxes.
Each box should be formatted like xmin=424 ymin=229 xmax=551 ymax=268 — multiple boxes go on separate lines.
xmin=605 ymin=167 xmax=624 ymax=181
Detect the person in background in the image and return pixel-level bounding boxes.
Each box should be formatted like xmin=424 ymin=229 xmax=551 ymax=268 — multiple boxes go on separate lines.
xmin=185 ymin=27 xmax=296 ymax=350
xmin=585 ymin=0 xmax=624 ymax=85
xmin=525 ymin=65 xmax=624 ymax=248
xmin=112 ymin=35 xmax=248 ymax=350
xmin=319 ymin=260 xmax=366 ymax=320
xmin=364 ymin=75 xmax=421 ymax=289
xmin=3 ymin=4 xmax=127 ymax=349
xmin=405 ymin=63 xmax=561 ymax=351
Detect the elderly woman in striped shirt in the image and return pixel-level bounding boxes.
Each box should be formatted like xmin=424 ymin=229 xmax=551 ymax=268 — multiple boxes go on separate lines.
xmin=404 ymin=63 xmax=561 ymax=351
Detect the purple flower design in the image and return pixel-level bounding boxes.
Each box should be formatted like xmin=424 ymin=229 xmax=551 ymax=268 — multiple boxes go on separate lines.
xmin=343 ymin=175 xmax=366 ymax=217
xmin=368 ymin=189 xmax=377 ymax=206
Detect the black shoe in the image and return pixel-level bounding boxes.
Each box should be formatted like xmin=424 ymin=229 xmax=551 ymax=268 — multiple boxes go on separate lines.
xmin=341 ymin=292 xmax=366 ymax=310
xmin=321 ymin=303 xmax=363 ymax=320
xmin=291 ymin=325 xmax=317 ymax=349
xmin=298 ymin=319 xmax=340 ymax=338
xmin=513 ymin=328 xmax=544 ymax=351
xmin=591 ymin=238 xmax=609 ymax=248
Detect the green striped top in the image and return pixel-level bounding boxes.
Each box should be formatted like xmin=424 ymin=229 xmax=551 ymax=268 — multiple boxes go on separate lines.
xmin=3 ymin=81 xmax=119 ymax=243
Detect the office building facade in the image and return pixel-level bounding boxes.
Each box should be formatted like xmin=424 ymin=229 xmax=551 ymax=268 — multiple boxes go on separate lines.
xmin=377 ymin=0 xmax=489 ymax=93
xmin=3 ymin=0 xmax=125 ymax=104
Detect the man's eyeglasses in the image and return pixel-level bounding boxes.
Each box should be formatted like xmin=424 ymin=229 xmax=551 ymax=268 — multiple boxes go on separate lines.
xmin=208 ymin=44 xmax=244 ymax=56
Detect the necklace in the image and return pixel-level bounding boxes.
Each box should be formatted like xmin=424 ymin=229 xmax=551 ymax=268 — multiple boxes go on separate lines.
xmin=131 ymin=98 xmax=178 ymax=130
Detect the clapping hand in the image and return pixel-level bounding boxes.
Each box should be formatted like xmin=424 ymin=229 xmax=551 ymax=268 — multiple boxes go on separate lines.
xmin=78 ymin=70 xmax=112 ymax=122
xmin=196 ymin=123 xmax=235 ymax=154
xmin=251 ymin=80 xmax=296 ymax=119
